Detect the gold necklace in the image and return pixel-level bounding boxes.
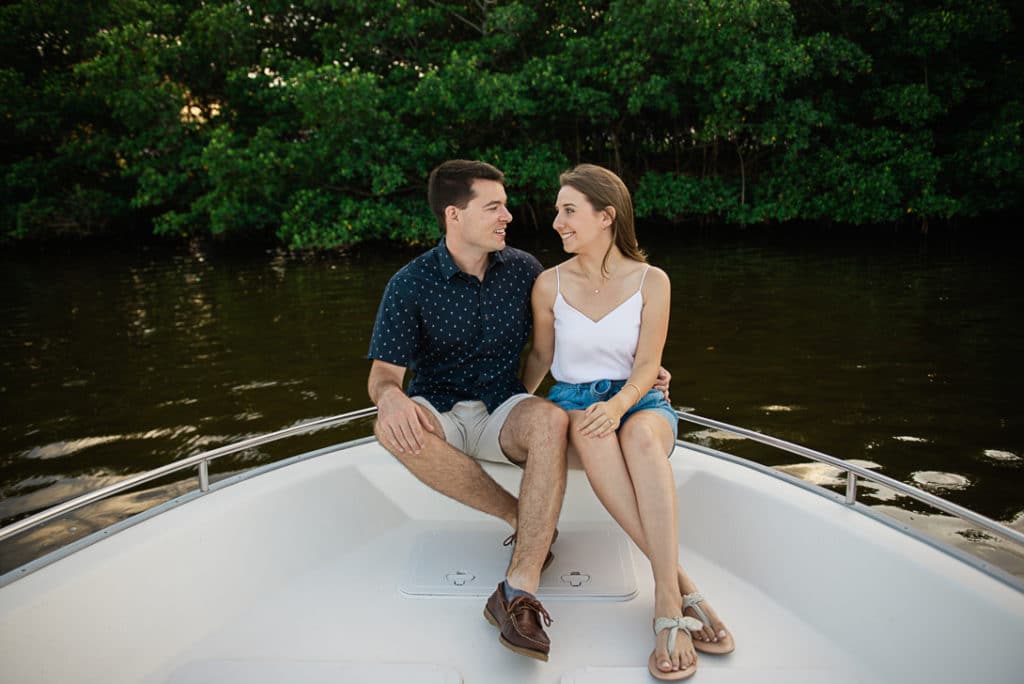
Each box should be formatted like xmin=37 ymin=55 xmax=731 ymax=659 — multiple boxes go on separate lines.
xmin=579 ymin=267 xmax=610 ymax=294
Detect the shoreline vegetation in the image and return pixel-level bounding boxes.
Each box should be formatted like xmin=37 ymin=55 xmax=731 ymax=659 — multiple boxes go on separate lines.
xmin=3 ymin=1 xmax=1022 ymax=248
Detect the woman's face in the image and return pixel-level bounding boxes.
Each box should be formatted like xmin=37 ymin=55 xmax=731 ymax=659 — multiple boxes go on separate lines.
xmin=553 ymin=185 xmax=609 ymax=253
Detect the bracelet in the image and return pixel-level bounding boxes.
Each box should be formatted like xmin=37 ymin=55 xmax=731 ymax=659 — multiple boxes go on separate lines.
xmin=622 ymin=382 xmax=643 ymax=401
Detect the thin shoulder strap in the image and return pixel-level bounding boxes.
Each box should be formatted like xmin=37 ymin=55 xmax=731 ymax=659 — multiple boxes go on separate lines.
xmin=638 ymin=265 xmax=651 ymax=292
xmin=555 ymin=264 xmax=561 ymax=293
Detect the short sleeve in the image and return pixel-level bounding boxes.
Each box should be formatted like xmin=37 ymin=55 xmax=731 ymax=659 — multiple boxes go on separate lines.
xmin=367 ymin=275 xmax=419 ymax=366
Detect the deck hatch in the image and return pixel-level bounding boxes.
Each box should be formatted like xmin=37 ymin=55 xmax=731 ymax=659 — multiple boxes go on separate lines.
xmin=399 ymin=522 xmax=637 ymax=600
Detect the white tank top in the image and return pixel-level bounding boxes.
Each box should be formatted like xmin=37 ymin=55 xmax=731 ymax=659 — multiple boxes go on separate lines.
xmin=550 ymin=265 xmax=649 ymax=384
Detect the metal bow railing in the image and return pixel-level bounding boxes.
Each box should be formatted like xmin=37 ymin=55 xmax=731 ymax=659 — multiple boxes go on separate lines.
xmin=3 ymin=406 xmax=1021 ymax=557
xmin=675 ymin=410 xmax=1024 ymax=548
xmin=0 ymin=407 xmax=379 ymax=543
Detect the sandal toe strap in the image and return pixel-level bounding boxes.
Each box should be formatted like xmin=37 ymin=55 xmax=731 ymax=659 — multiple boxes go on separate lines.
xmin=682 ymin=592 xmax=711 ymax=627
xmin=653 ymin=616 xmax=703 ymax=652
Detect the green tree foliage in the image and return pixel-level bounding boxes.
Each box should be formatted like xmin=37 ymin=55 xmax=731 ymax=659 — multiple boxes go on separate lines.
xmin=2 ymin=0 xmax=1021 ymax=246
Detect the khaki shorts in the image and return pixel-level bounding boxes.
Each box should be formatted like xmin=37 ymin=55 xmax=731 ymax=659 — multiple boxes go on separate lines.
xmin=411 ymin=393 xmax=534 ymax=464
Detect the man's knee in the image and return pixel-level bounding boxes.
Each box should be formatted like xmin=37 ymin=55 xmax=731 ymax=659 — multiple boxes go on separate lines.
xmin=541 ymin=400 xmax=570 ymax=432
xmin=525 ymin=400 xmax=569 ymax=449
xmin=372 ymin=419 xmax=399 ymax=458
xmin=372 ymin=418 xmax=386 ymax=442
xmin=373 ymin=418 xmax=443 ymax=463
xmin=502 ymin=399 xmax=569 ymax=460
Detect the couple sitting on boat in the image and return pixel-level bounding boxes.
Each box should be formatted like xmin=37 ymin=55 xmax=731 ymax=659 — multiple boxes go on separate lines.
xmin=368 ymin=160 xmax=735 ymax=680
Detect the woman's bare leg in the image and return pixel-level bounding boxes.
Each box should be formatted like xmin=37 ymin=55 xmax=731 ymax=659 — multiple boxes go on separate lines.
xmin=573 ymin=411 xmax=729 ymax=645
xmin=569 ymin=411 xmax=693 ymax=673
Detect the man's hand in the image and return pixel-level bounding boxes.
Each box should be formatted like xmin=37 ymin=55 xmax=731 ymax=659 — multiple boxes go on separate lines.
xmin=375 ymin=387 xmax=435 ymax=455
xmin=654 ymin=366 xmax=672 ymax=404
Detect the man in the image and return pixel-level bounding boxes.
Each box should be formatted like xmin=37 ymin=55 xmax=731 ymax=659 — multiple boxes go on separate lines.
xmin=367 ymin=160 xmax=566 ymax=661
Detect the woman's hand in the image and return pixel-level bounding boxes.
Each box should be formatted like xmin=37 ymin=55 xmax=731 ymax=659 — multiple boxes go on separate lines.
xmin=579 ymin=401 xmax=623 ymax=439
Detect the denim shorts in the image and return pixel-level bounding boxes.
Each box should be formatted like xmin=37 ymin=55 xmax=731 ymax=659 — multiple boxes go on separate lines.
xmin=547 ymin=379 xmax=678 ymax=440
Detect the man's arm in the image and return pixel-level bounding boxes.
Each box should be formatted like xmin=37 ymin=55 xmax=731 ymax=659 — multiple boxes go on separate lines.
xmin=655 ymin=366 xmax=671 ymax=403
xmin=368 ymin=359 xmax=436 ymax=454
xmin=522 ymin=269 xmax=557 ymax=394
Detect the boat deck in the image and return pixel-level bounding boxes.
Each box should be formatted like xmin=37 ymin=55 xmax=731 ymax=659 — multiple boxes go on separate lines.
xmin=2 ymin=439 xmax=1023 ymax=683
xmin=165 ymin=523 xmax=859 ymax=684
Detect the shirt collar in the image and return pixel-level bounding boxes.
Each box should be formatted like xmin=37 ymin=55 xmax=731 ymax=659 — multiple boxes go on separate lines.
xmin=436 ymin=238 xmax=506 ymax=280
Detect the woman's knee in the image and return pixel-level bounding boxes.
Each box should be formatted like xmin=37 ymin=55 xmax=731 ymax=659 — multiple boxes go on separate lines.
xmin=620 ymin=417 xmax=671 ymax=457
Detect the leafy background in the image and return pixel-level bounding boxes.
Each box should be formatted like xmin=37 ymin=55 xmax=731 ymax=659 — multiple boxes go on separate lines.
xmin=3 ymin=1 xmax=1021 ymax=247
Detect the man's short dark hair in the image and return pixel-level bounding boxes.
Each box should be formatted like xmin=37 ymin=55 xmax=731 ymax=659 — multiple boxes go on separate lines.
xmin=428 ymin=160 xmax=505 ymax=232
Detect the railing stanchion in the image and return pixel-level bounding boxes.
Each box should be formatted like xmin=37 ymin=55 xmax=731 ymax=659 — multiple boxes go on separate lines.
xmin=199 ymin=460 xmax=209 ymax=492
xmin=846 ymin=471 xmax=857 ymax=504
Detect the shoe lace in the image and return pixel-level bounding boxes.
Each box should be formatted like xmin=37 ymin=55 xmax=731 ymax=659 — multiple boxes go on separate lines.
xmin=509 ymin=595 xmax=553 ymax=627
xmin=503 ymin=529 xmax=558 ymax=547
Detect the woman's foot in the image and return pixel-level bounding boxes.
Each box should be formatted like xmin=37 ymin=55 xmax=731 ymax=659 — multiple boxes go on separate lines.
xmin=681 ymin=590 xmax=735 ymax=654
xmin=649 ymin=591 xmax=698 ymax=678
xmin=649 ymin=615 xmax=701 ymax=679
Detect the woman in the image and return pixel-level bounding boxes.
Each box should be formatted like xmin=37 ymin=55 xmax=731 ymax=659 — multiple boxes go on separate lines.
xmin=524 ymin=164 xmax=735 ymax=680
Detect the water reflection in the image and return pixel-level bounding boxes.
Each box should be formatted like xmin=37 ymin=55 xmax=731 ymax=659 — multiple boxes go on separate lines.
xmin=983 ymin=449 xmax=1020 ymax=462
xmin=774 ymin=459 xmax=883 ymax=486
xmin=760 ymin=405 xmax=800 ymax=413
xmin=19 ymin=426 xmax=199 ymax=460
xmin=910 ymin=471 xmax=971 ymax=492
xmin=685 ymin=428 xmax=749 ymax=443
xmin=773 ymin=459 xmax=903 ymax=503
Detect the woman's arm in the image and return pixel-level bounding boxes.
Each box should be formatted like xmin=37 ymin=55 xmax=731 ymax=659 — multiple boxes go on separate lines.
xmin=614 ymin=267 xmax=671 ymax=411
xmin=522 ymin=269 xmax=558 ymax=394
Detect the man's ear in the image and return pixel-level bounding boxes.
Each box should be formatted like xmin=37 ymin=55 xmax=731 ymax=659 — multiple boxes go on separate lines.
xmin=443 ymin=205 xmax=460 ymax=232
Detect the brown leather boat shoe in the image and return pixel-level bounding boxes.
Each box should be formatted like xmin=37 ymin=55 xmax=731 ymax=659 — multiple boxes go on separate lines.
xmin=502 ymin=528 xmax=559 ymax=571
xmin=483 ymin=582 xmax=553 ymax=661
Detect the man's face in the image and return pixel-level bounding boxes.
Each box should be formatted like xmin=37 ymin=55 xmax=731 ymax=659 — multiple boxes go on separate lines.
xmin=452 ymin=179 xmax=513 ymax=253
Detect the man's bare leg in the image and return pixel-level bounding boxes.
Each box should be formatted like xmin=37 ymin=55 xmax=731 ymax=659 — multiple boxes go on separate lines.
xmin=497 ymin=397 xmax=568 ymax=594
xmin=374 ymin=412 xmax=519 ymax=527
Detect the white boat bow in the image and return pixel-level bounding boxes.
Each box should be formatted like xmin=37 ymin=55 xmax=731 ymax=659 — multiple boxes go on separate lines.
xmin=1 ymin=408 xmax=1022 ymax=683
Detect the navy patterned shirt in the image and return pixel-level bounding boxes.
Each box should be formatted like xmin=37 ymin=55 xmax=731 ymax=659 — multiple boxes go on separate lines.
xmin=368 ymin=239 xmax=543 ymax=413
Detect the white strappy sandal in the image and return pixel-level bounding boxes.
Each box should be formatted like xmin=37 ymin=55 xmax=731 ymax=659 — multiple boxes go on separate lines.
xmin=648 ymin=615 xmax=703 ymax=681
xmin=682 ymin=592 xmax=736 ymax=655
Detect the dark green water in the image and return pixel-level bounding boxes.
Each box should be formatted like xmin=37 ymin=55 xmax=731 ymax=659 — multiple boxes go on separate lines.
xmin=2 ymin=227 xmax=1022 ymax=572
